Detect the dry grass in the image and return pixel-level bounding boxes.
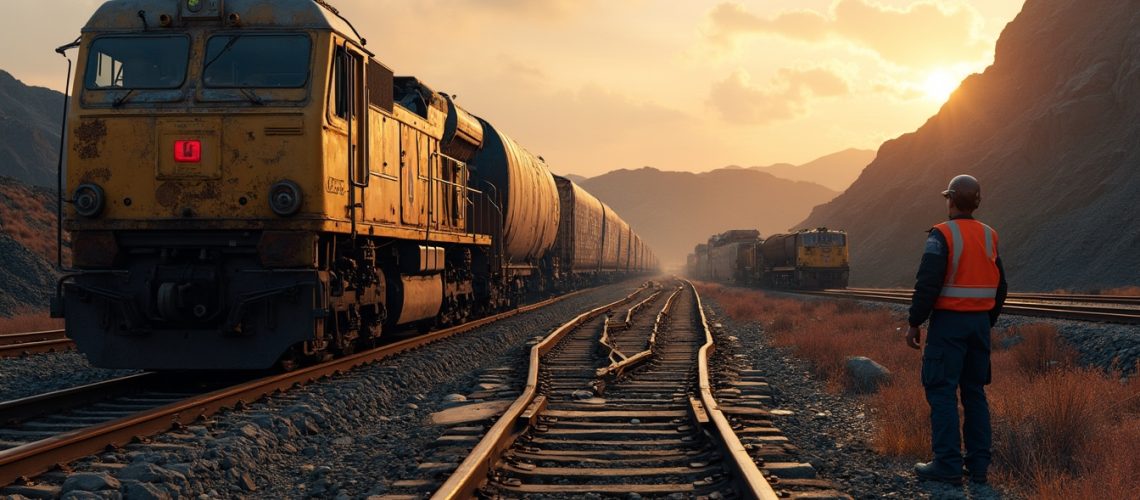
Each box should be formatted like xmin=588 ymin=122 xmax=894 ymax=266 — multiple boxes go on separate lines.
xmin=698 ymin=283 xmax=1140 ymax=498
xmin=0 ymin=180 xmax=67 ymax=264
xmin=0 ymin=310 xmax=62 ymax=334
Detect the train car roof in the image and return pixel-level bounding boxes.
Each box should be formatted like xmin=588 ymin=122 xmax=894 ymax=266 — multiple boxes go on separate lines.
xmin=83 ymin=0 xmax=365 ymax=46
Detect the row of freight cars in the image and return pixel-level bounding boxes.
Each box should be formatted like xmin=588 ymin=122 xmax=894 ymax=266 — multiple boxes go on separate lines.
xmin=687 ymin=228 xmax=850 ymax=289
xmin=554 ymin=177 xmax=657 ymax=288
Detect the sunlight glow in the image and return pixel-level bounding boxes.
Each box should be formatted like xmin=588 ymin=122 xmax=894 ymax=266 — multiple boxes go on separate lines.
xmin=923 ymin=71 xmax=961 ymax=102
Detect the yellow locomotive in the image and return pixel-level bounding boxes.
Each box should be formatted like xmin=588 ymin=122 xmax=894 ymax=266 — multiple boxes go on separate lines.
xmin=56 ymin=0 xmax=656 ymax=370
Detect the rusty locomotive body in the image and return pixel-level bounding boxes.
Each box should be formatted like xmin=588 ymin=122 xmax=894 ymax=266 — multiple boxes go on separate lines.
xmin=688 ymin=228 xmax=849 ymax=289
xmin=57 ymin=0 xmax=657 ymax=370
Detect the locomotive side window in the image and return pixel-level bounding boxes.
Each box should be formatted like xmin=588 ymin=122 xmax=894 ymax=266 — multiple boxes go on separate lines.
xmin=203 ymin=34 xmax=311 ymax=88
xmin=84 ymin=36 xmax=190 ymax=90
xmin=331 ymin=47 xmax=351 ymax=119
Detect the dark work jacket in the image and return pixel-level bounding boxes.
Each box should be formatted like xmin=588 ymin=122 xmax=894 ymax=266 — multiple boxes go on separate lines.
xmin=908 ymin=214 xmax=1008 ymax=327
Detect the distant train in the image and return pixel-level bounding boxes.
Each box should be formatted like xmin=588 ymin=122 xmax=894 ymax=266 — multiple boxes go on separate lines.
xmin=687 ymin=228 xmax=849 ymax=289
xmin=55 ymin=0 xmax=657 ymax=370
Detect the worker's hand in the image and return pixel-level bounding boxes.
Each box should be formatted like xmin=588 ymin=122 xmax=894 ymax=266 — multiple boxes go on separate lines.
xmin=905 ymin=326 xmax=922 ymax=350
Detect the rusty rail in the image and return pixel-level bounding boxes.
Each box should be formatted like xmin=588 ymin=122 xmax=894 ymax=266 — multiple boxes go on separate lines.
xmin=431 ymin=288 xmax=644 ymax=499
xmin=689 ymin=279 xmax=780 ymax=500
xmin=801 ymin=289 xmax=1140 ymax=324
xmin=596 ymin=283 xmax=682 ymax=380
xmin=0 ymin=330 xmax=73 ymax=358
xmin=0 ymin=287 xmax=595 ymax=487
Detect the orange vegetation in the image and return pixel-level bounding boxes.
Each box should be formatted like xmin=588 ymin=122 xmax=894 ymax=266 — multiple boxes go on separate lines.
xmin=699 ymin=283 xmax=1140 ymax=499
xmin=0 ymin=180 xmax=66 ymax=264
xmin=0 ymin=310 xmax=63 ymax=334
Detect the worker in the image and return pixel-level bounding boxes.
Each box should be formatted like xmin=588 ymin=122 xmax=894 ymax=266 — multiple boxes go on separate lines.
xmin=904 ymin=174 xmax=1007 ymax=485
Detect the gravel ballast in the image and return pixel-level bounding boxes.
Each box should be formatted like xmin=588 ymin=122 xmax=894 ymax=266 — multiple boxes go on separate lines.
xmin=0 ymin=351 xmax=137 ymax=402
xmin=6 ymin=280 xmax=645 ymax=499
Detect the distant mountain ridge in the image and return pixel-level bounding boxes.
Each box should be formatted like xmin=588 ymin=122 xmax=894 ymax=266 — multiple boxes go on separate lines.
xmin=0 ymin=70 xmax=63 ymax=187
xmin=749 ymin=148 xmax=876 ymax=192
xmin=581 ymin=167 xmax=837 ymax=267
xmin=798 ymin=0 xmax=1140 ymax=290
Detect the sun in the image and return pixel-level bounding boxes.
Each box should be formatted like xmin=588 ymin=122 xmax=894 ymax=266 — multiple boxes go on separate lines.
xmin=922 ymin=71 xmax=960 ymax=102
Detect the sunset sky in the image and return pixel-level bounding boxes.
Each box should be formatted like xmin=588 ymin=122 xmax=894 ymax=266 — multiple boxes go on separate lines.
xmin=1 ymin=0 xmax=1025 ymax=177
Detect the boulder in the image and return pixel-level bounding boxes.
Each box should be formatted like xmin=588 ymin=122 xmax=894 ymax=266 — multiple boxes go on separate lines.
xmin=845 ymin=356 xmax=891 ymax=394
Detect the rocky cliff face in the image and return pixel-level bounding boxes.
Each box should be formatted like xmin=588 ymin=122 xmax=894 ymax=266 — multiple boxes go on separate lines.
xmin=0 ymin=70 xmax=63 ymax=188
xmin=798 ymin=0 xmax=1140 ymax=290
xmin=582 ymin=167 xmax=837 ymax=268
xmin=0 ymin=178 xmax=61 ymax=313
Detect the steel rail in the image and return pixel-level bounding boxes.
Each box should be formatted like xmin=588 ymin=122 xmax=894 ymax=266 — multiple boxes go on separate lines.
xmin=0 ymin=330 xmax=67 ymax=347
xmin=801 ymin=289 xmax=1140 ymax=325
xmin=0 ymin=286 xmax=597 ymax=487
xmin=431 ymin=287 xmax=645 ymax=499
xmin=0 ymin=373 xmax=158 ymax=426
xmin=689 ymin=279 xmax=780 ymax=500
xmin=596 ymin=283 xmax=683 ymax=380
xmin=0 ymin=339 xmax=74 ymax=359
xmin=842 ymin=287 xmax=1140 ymax=305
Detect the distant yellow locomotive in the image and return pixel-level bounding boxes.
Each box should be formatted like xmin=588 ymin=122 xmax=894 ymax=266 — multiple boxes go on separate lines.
xmin=687 ymin=228 xmax=849 ymax=289
xmin=56 ymin=0 xmax=657 ymax=370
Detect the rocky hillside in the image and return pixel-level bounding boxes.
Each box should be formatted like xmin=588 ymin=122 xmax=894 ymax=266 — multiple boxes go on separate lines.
xmin=0 ymin=70 xmax=63 ymax=187
xmin=0 ymin=178 xmax=61 ymax=314
xmin=750 ymin=149 xmax=876 ymax=192
xmin=799 ymin=0 xmax=1140 ymax=290
xmin=581 ymin=168 xmax=837 ymax=267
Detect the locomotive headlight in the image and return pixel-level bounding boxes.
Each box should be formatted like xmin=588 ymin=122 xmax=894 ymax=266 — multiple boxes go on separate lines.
xmin=269 ymin=180 xmax=303 ymax=216
xmin=73 ymin=183 xmax=106 ymax=218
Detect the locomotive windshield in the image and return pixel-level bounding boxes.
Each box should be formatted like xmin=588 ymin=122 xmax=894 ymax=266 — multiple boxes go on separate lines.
xmin=802 ymin=232 xmax=846 ymax=247
xmin=84 ymin=36 xmax=190 ymax=89
xmin=203 ymin=34 xmax=311 ymax=88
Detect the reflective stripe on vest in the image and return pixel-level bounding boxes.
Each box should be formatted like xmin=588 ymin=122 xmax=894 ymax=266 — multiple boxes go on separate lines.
xmin=940 ymin=286 xmax=998 ymax=299
xmin=933 ymin=219 xmax=1000 ymax=312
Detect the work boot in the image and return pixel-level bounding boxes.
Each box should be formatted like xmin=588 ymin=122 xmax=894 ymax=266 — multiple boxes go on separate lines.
xmin=914 ymin=462 xmax=962 ymax=484
xmin=963 ymin=467 xmax=988 ymax=484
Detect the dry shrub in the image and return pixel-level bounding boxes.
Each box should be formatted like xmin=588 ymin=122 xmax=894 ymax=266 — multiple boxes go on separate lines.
xmin=697 ymin=283 xmax=1140 ymax=496
xmin=0 ymin=310 xmax=62 ymax=334
xmin=1004 ymin=324 xmax=1077 ymax=375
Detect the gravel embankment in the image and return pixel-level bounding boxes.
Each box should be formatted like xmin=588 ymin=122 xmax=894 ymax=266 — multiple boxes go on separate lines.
xmin=701 ymin=299 xmax=1011 ymax=500
xmin=0 ymin=351 xmax=137 ymax=402
xmin=9 ymin=280 xmax=643 ymax=499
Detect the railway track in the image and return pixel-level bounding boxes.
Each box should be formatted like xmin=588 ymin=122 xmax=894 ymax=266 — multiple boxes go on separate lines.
xmin=433 ymin=280 xmax=845 ymax=499
xmin=0 ymin=288 xmax=599 ymax=488
xmin=0 ymin=330 xmax=73 ymax=358
xmin=802 ymin=288 xmax=1140 ymax=324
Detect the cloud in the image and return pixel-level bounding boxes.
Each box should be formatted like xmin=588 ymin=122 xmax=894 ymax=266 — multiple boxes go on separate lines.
xmin=707 ymin=67 xmax=851 ymax=125
xmin=706 ymin=0 xmax=989 ymax=68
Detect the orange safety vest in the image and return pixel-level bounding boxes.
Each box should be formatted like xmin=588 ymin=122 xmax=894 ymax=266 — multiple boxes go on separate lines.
xmin=932 ymin=219 xmax=1000 ymax=311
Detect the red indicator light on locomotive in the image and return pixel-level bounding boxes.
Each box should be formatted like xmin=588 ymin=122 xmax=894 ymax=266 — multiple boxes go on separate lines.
xmin=174 ymin=140 xmax=202 ymax=163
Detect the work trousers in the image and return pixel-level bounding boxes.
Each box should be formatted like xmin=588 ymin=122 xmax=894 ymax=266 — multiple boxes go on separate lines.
xmin=922 ymin=310 xmax=992 ymax=473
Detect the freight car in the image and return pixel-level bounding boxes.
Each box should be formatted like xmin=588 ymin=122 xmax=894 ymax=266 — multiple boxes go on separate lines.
xmin=687 ymin=228 xmax=848 ymax=289
xmin=54 ymin=0 xmax=657 ymax=370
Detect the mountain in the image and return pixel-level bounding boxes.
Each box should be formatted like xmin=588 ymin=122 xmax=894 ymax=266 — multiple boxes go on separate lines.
xmin=751 ymin=149 xmax=876 ymax=192
xmin=581 ymin=167 xmax=837 ymax=267
xmin=561 ymin=173 xmax=589 ymax=184
xmin=0 ymin=178 xmax=61 ymax=314
xmin=0 ymin=70 xmax=63 ymax=188
xmin=798 ymin=0 xmax=1140 ymax=290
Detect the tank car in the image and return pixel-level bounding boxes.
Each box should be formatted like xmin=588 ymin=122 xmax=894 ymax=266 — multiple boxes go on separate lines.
xmin=54 ymin=0 xmax=656 ymax=370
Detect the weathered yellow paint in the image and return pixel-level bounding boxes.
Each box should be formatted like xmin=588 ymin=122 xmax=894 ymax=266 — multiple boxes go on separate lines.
xmin=66 ymin=24 xmax=487 ymax=247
